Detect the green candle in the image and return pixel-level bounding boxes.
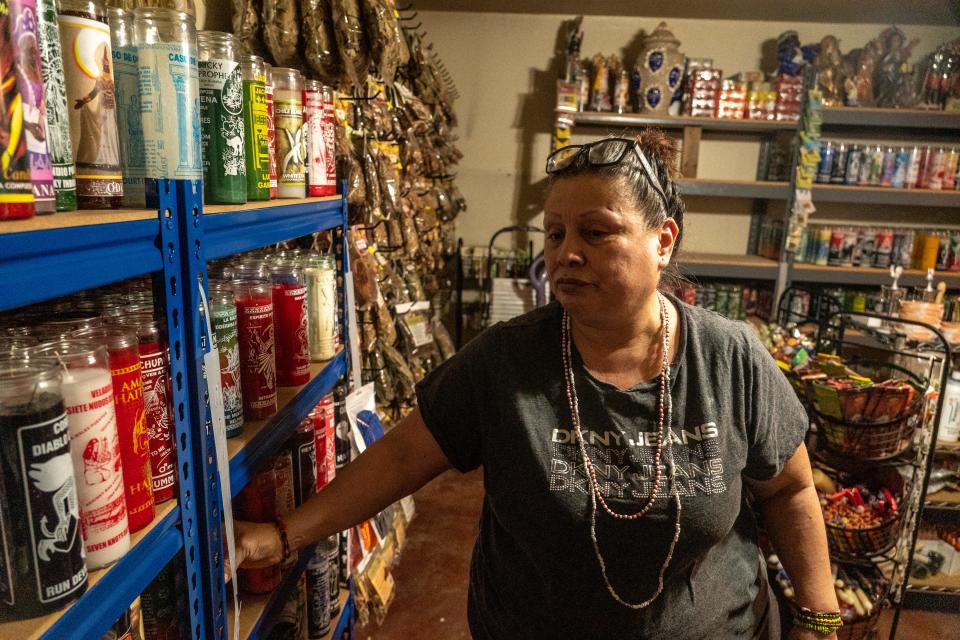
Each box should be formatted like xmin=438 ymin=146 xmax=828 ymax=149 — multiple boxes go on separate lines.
xmin=198 ymin=31 xmax=247 ymax=204
xmin=241 ymin=54 xmax=270 ymax=201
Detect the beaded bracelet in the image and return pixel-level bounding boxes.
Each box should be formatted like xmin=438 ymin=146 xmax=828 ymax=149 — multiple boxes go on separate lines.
xmin=274 ymin=517 xmax=291 ymax=563
xmin=792 ymin=606 xmax=843 ymax=636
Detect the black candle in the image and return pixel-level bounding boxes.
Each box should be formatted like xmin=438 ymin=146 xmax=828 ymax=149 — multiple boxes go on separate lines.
xmin=0 ymin=358 xmax=87 ymax=621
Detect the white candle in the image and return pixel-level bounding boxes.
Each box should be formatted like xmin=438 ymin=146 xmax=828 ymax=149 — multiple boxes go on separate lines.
xmin=306 ymin=264 xmax=337 ymax=361
xmin=61 ymin=366 xmax=131 ymax=568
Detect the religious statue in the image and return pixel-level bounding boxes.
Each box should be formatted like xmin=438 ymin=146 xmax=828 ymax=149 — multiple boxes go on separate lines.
xmin=873 ymin=27 xmax=919 ymax=108
xmin=814 ymin=35 xmax=845 ymax=106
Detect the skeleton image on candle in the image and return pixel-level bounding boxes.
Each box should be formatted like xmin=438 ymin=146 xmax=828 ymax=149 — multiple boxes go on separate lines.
xmin=251 ymin=323 xmax=276 ymax=389
xmin=28 ymin=453 xmax=81 ymax=562
xmin=73 ymin=46 xmax=120 ymax=172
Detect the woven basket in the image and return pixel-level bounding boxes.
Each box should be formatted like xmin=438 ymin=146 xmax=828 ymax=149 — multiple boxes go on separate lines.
xmin=821 ymin=468 xmax=904 ymax=559
xmin=810 ymin=398 xmax=921 ymax=460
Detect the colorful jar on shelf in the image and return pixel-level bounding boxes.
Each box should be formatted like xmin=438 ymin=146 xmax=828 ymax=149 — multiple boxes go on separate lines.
xmin=636 ymin=22 xmax=685 ymax=114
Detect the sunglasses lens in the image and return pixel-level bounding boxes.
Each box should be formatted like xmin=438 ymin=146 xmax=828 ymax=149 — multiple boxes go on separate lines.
xmin=587 ymin=139 xmax=630 ymax=165
xmin=547 ymin=146 xmax=582 ymax=173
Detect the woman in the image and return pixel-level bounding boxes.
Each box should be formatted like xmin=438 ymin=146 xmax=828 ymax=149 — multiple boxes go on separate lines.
xmin=235 ymin=132 xmax=840 ymax=639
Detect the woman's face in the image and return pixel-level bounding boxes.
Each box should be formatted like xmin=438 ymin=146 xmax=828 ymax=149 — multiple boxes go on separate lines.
xmin=543 ymin=174 xmax=677 ymax=325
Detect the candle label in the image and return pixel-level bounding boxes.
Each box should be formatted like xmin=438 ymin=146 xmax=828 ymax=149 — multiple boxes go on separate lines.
xmin=274 ymin=283 xmax=309 ymax=385
xmin=306 ymin=267 xmax=337 ymax=361
xmin=9 ymin=413 xmax=87 ymax=605
xmin=110 ymin=354 xmax=154 ymax=530
xmin=0 ymin=0 xmax=34 ymax=210
xmin=242 ymin=77 xmax=270 ymax=198
xmin=212 ymin=303 xmax=244 ymax=436
xmin=274 ymin=97 xmax=304 ymax=188
xmin=11 ymin=0 xmax=56 ymax=213
xmin=36 ymin=0 xmax=76 ymax=211
xmin=140 ymin=346 xmax=176 ymax=500
xmin=63 ymin=373 xmax=129 ymax=563
xmin=319 ymin=91 xmax=336 ymax=195
xmin=111 ymin=41 xmax=146 ymax=208
xmin=58 ymin=12 xmax=124 ymax=204
xmin=294 ymin=430 xmax=316 ymax=505
xmin=199 ymin=57 xmax=246 ymax=203
xmin=237 ymin=299 xmax=277 ymax=417
xmin=265 ymin=82 xmax=277 ymax=193
xmin=136 ymin=44 xmax=202 ymax=180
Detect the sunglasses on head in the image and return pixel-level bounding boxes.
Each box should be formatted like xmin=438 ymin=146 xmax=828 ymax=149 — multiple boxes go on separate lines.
xmin=545 ymin=138 xmax=669 ymax=213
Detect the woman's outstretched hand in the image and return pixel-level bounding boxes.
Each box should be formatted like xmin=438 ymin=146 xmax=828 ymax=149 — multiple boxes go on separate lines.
xmin=224 ymin=521 xmax=282 ymax=582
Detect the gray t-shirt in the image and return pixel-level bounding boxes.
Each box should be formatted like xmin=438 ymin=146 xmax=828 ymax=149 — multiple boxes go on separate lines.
xmin=415 ymin=298 xmax=808 ymax=639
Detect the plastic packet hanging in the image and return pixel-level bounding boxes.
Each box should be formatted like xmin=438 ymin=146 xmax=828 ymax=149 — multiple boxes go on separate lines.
xmin=380 ymin=339 xmax=415 ymax=399
xmin=349 ymin=239 xmax=378 ymax=308
xmin=232 ymin=0 xmax=265 ymax=55
xmin=400 ymin=261 xmax=426 ymax=300
xmin=362 ymin=150 xmax=383 ymax=222
xmin=385 ymin=217 xmax=404 ymax=249
xmin=301 ymin=0 xmax=341 ymax=84
xmin=374 ymin=300 xmax=396 ymax=345
xmin=346 ymin=152 xmax=366 ymax=206
xmin=361 ymin=0 xmax=406 ymax=85
xmin=430 ymin=317 xmax=455 ymax=361
xmin=261 ymin=0 xmax=301 ymax=66
xmin=331 ymin=0 xmax=369 ymax=89
xmin=377 ymin=152 xmax=401 ymax=217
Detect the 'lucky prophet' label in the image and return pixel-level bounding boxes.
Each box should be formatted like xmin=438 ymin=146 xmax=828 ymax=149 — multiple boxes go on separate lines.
xmin=199 ymin=58 xmax=246 ymax=203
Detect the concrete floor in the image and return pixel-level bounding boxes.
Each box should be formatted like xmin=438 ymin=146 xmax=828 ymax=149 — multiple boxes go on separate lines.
xmin=359 ymin=470 xmax=959 ymax=640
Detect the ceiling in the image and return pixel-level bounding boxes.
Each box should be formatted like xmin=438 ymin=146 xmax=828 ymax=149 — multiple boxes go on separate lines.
xmin=410 ymin=0 xmax=960 ymax=25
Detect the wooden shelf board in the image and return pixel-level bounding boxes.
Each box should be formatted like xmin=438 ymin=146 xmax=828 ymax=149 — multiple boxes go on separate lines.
xmin=231 ymin=584 xmax=349 ymax=640
xmin=0 ymin=499 xmax=179 ymax=640
xmin=791 ymin=263 xmax=960 ymax=288
xmin=0 ymin=207 xmax=156 ymax=235
xmin=678 ymin=252 xmax=779 ymax=279
xmin=810 ymin=183 xmax=960 ymax=207
xmin=204 ymin=196 xmax=340 ymax=216
xmin=565 ymin=110 xmax=796 ymax=132
xmin=677 ymin=178 xmax=790 ymax=199
xmin=822 ymin=106 xmax=960 ymax=130
xmin=908 ymin=573 xmax=960 ymax=590
xmin=227 ymin=359 xmax=330 ymax=462
xmin=926 ymin=489 xmax=960 ymax=505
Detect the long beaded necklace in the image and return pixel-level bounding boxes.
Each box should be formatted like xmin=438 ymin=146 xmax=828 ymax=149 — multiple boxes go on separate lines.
xmin=561 ymin=292 xmax=682 ymax=610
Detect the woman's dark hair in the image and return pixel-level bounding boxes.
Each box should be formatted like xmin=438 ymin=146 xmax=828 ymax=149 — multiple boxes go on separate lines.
xmin=546 ymin=129 xmax=686 ymax=257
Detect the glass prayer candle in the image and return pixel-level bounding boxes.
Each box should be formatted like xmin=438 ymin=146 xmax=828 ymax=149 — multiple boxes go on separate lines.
xmin=72 ymin=326 xmax=155 ymax=532
xmin=134 ymin=7 xmax=203 ymax=208
xmin=209 ymin=284 xmax=244 ymax=437
xmin=271 ymin=67 xmax=305 ymax=199
xmin=108 ymin=7 xmax=147 ymax=208
xmin=269 ymin=260 xmax=309 ymax=386
xmin=28 ymin=340 xmax=131 ymax=569
xmin=235 ymin=464 xmax=281 ymax=593
xmin=292 ymin=417 xmax=316 ymax=506
xmin=303 ymin=254 xmax=337 ymax=361
xmin=240 ymin=53 xmax=270 ymax=201
xmin=115 ymin=316 xmax=178 ymax=504
xmin=11 ymin=0 xmax=56 ymax=214
xmin=198 ymin=31 xmax=247 ymax=204
xmin=233 ymin=280 xmax=277 ymax=420
xmin=36 ymin=0 xmax=78 ymax=211
xmin=264 ymin=62 xmax=278 ymax=199
xmin=0 ymin=356 xmax=88 ymax=620
xmin=58 ymin=0 xmax=124 ymax=209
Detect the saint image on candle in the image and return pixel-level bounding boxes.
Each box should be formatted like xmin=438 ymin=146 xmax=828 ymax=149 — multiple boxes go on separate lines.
xmin=73 ymin=46 xmax=120 ymax=171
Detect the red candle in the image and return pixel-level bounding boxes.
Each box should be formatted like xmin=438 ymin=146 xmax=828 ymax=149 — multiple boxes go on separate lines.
xmin=73 ymin=326 xmax=155 ymax=531
xmin=233 ymin=280 xmax=277 ymax=420
xmin=270 ymin=261 xmax=310 ymax=387
xmin=116 ymin=316 xmax=178 ymax=504
xmin=235 ymin=465 xmax=281 ymax=594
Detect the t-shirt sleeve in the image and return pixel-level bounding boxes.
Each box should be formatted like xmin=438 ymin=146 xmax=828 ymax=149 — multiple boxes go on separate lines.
xmin=741 ymin=329 xmax=810 ymax=481
xmin=414 ymin=326 xmax=499 ymax=472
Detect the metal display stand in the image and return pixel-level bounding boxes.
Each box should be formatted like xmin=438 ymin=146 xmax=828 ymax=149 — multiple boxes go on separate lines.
xmin=0 ymin=181 xmax=355 ymax=640
xmin=809 ymin=310 xmax=956 ymax=637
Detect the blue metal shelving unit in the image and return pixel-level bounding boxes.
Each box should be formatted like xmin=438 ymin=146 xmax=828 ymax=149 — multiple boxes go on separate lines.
xmin=0 ymin=181 xmax=353 ymax=640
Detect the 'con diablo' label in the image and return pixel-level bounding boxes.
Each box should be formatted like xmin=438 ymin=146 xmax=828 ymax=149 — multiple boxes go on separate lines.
xmin=11 ymin=413 xmax=87 ymax=606
xmin=212 ymin=302 xmax=243 ymax=436
xmin=243 ymin=78 xmax=269 ymax=198
xmin=140 ymin=346 xmax=176 ymax=500
xmin=111 ymin=44 xmax=146 ymax=208
xmin=199 ymin=58 xmax=246 ymax=203
xmin=238 ymin=299 xmax=276 ymax=417
xmin=274 ymin=97 xmax=304 ymax=187
xmin=36 ymin=0 xmax=76 ymax=210
xmin=137 ymin=45 xmax=202 ymax=181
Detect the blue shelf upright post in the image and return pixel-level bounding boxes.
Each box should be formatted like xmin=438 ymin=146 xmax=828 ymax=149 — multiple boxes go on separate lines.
xmin=173 ymin=179 xmax=226 ymax=639
xmin=334 ymin=184 xmax=352 ymax=388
